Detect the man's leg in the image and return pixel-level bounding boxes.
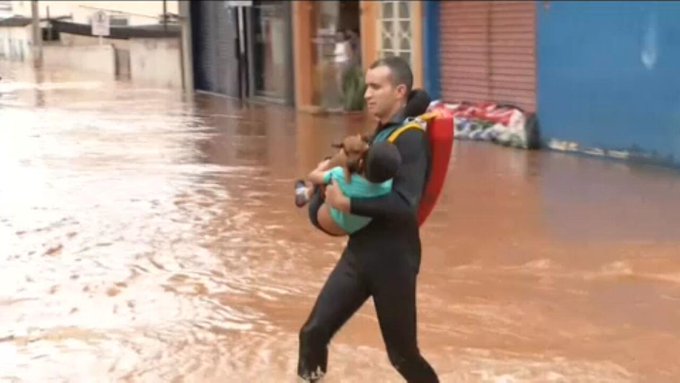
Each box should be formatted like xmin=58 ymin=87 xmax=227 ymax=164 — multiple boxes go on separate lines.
xmin=371 ymin=262 xmax=439 ymax=383
xmin=298 ymin=250 xmax=370 ymax=381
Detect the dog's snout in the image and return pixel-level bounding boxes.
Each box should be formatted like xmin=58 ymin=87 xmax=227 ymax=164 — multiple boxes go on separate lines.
xmin=347 ymin=158 xmax=360 ymax=173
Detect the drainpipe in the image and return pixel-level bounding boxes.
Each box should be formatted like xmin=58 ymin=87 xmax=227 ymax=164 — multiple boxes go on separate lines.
xmin=423 ymin=0 xmax=441 ymax=100
xmin=178 ymin=0 xmax=194 ymax=97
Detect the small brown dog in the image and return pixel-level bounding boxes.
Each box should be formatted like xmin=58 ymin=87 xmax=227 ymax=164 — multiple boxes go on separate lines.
xmin=326 ymin=133 xmax=371 ymax=183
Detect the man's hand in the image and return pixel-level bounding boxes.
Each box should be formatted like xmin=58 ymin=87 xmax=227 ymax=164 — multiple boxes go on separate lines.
xmin=325 ymin=182 xmax=350 ymax=213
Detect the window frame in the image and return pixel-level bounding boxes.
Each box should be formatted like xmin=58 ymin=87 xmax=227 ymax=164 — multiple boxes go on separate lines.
xmin=378 ymin=1 xmax=413 ymax=65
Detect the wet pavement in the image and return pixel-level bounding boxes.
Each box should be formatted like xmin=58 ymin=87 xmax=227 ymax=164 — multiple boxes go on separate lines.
xmin=1 ymin=61 xmax=680 ymax=382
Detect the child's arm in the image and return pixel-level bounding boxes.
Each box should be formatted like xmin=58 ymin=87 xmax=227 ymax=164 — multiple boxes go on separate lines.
xmin=306 ymin=157 xmax=337 ymax=185
xmin=307 ymin=168 xmax=331 ymax=185
xmin=308 ymin=166 xmax=343 ymax=186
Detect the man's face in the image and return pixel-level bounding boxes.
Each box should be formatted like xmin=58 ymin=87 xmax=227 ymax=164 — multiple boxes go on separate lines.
xmin=364 ymin=65 xmax=407 ymax=121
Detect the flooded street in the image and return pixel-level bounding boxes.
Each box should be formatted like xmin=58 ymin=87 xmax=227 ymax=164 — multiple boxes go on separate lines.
xmin=2 ymin=62 xmax=680 ymax=382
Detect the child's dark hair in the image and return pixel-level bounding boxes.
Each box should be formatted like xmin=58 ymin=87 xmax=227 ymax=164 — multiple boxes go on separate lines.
xmin=365 ymin=142 xmax=402 ymax=183
xmin=403 ymin=89 xmax=432 ymax=118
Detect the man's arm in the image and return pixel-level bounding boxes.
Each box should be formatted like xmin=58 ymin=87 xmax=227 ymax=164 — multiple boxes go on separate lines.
xmin=349 ymin=129 xmax=428 ymax=221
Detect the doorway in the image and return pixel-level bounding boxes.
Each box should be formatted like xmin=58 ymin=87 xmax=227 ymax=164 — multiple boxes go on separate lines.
xmin=310 ymin=0 xmax=362 ymax=112
xmin=246 ymin=1 xmax=294 ymax=105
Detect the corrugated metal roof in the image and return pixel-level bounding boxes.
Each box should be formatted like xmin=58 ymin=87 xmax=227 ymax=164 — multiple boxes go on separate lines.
xmin=50 ymin=19 xmax=180 ymax=39
xmin=0 ymin=16 xmax=32 ymax=28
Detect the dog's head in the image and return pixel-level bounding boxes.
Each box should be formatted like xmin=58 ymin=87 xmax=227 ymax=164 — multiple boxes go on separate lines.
xmin=331 ymin=134 xmax=371 ymax=173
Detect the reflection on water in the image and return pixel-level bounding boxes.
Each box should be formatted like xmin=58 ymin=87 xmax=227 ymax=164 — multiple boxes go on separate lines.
xmin=1 ymin=62 xmax=680 ymax=382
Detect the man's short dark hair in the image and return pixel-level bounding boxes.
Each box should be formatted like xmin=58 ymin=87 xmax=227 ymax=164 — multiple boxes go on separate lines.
xmin=369 ymin=56 xmax=413 ymax=93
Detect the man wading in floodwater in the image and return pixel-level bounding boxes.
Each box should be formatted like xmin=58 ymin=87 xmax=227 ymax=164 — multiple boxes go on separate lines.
xmin=297 ymin=57 xmax=439 ymax=382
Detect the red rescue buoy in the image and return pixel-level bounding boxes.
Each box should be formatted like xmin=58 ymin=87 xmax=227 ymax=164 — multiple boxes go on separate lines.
xmin=417 ymin=105 xmax=454 ymax=226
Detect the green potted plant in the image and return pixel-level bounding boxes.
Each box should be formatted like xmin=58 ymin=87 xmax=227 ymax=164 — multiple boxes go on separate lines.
xmin=342 ymin=66 xmax=366 ymax=112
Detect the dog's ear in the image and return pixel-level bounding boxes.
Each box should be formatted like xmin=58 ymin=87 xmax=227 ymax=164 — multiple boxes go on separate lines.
xmin=360 ymin=134 xmax=371 ymax=144
xmin=331 ymin=142 xmax=343 ymax=149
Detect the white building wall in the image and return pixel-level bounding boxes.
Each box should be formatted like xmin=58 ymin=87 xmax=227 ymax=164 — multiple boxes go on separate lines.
xmin=0 ymin=25 xmax=32 ymax=62
xmin=10 ymin=1 xmax=178 ymax=26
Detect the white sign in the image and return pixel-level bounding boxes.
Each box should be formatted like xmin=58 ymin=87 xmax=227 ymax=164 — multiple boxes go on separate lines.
xmin=91 ymin=10 xmax=110 ymax=37
xmin=226 ymin=1 xmax=252 ymax=7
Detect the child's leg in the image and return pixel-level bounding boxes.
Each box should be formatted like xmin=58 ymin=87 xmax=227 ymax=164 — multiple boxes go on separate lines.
xmin=295 ymin=155 xmax=336 ymax=207
xmin=316 ymin=203 xmax=347 ymax=236
xmin=295 ymin=179 xmax=314 ymax=207
xmin=307 ymin=185 xmax=346 ymax=237
xmin=307 ymin=185 xmax=325 ymax=228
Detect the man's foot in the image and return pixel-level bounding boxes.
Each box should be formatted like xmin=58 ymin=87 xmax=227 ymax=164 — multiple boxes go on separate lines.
xmin=295 ymin=179 xmax=310 ymax=207
xmin=298 ymin=366 xmax=325 ymax=382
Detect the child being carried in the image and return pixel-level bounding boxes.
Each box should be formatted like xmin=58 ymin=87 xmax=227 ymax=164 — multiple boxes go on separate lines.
xmin=295 ymin=137 xmax=401 ymax=236
xmin=294 ymin=88 xmax=431 ymax=236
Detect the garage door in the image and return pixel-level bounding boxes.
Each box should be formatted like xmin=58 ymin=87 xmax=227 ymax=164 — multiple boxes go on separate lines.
xmin=440 ymin=1 xmax=536 ymax=111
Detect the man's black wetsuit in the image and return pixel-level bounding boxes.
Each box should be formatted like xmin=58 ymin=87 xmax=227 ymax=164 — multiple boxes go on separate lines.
xmin=298 ymin=111 xmax=438 ymax=382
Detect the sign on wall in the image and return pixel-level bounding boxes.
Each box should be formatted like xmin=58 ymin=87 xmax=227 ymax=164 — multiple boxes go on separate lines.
xmin=91 ymin=10 xmax=110 ymax=37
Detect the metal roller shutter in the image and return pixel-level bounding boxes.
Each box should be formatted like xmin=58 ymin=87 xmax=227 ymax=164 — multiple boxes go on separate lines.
xmin=215 ymin=5 xmax=240 ymax=97
xmin=191 ymin=1 xmax=217 ymax=92
xmin=191 ymin=1 xmax=240 ymax=98
xmin=489 ymin=1 xmax=536 ymax=111
xmin=440 ymin=1 xmax=536 ymax=111
xmin=441 ymin=2 xmax=491 ymax=105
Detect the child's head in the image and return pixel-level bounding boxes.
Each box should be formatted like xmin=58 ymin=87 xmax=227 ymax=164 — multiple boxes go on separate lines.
xmin=364 ymin=142 xmax=402 ymax=183
xmin=332 ymin=134 xmax=371 ymax=175
xmin=403 ymin=89 xmax=432 ymax=118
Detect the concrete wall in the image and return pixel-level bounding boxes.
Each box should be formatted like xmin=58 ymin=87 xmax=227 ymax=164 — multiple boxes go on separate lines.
xmin=58 ymin=34 xmax=131 ymax=79
xmin=538 ymin=2 xmax=680 ymax=166
xmin=43 ymin=44 xmax=115 ymax=76
xmin=0 ymin=26 xmax=32 ymax=62
xmin=0 ymin=0 xmax=11 ymax=19
xmin=129 ymin=37 xmax=181 ymax=88
xmin=8 ymin=32 xmax=178 ymax=86
xmin=60 ymin=33 xmax=131 ymax=51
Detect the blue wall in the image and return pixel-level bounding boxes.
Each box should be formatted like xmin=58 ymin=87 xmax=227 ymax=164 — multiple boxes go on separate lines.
xmin=423 ymin=1 xmax=441 ymax=100
xmin=538 ymin=2 xmax=680 ymax=165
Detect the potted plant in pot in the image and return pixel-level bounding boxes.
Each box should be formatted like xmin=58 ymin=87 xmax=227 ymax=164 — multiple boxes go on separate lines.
xmin=342 ymin=65 xmax=366 ymax=112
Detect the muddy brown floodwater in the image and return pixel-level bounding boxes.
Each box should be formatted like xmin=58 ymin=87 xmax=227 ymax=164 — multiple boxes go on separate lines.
xmin=1 ymin=62 xmax=680 ymax=382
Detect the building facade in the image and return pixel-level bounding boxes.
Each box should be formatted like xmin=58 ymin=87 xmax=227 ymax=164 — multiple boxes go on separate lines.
xmin=423 ymin=1 xmax=680 ymax=167
xmin=186 ymin=1 xmax=426 ymax=111
xmin=8 ymin=1 xmax=177 ymax=26
xmin=291 ymin=0 xmax=424 ymax=112
xmin=0 ymin=1 xmax=11 ymax=18
xmin=537 ymin=1 xmax=680 ymax=166
xmin=190 ymin=1 xmax=295 ymax=105
xmin=425 ymin=0 xmax=536 ymax=112
xmin=0 ymin=1 xmax=181 ymax=87
xmin=0 ymin=16 xmax=32 ymax=62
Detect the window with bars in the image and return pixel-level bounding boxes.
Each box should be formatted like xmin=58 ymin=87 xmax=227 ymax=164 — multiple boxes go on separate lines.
xmin=110 ymin=16 xmax=129 ymax=26
xmin=379 ymin=1 xmax=412 ymax=65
